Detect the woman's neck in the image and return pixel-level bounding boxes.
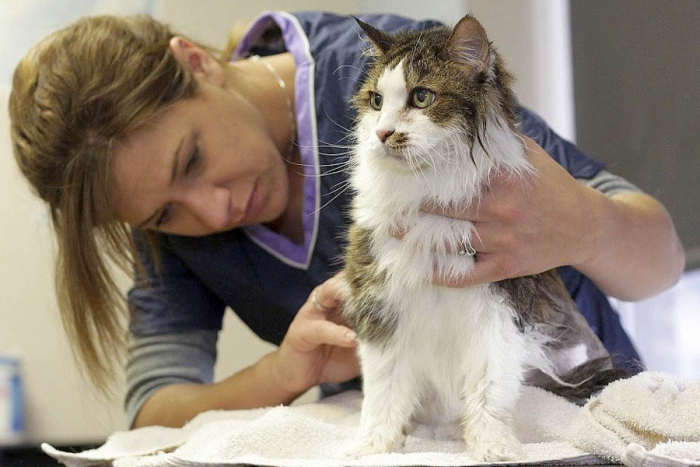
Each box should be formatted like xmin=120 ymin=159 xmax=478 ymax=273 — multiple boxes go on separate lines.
xmin=266 ymin=147 xmax=305 ymax=244
xmin=225 ymin=53 xmax=297 ymax=163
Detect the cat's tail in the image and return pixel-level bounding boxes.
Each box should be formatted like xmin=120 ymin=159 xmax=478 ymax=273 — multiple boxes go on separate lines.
xmin=533 ymin=357 xmax=630 ymax=405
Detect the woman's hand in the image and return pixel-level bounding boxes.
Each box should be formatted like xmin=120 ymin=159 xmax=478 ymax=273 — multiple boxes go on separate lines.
xmin=270 ymin=273 xmax=360 ymax=396
xmin=133 ymin=274 xmax=358 ymax=428
xmin=425 ymin=136 xmax=597 ymax=287
xmin=422 ymin=135 xmax=684 ymax=300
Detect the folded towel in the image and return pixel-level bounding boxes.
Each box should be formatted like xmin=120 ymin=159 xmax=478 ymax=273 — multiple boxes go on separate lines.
xmin=42 ymin=371 xmax=700 ymax=467
xmin=566 ymin=371 xmax=700 ymax=463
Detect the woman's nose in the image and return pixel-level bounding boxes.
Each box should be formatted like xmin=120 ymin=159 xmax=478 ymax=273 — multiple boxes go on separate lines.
xmin=182 ymin=184 xmax=231 ymax=231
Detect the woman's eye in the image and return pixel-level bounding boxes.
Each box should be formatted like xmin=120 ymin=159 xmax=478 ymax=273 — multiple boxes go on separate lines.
xmin=369 ymin=91 xmax=383 ymax=110
xmin=184 ymin=145 xmax=201 ymax=175
xmin=155 ymin=203 xmax=173 ymax=228
xmin=412 ymin=88 xmax=436 ymax=108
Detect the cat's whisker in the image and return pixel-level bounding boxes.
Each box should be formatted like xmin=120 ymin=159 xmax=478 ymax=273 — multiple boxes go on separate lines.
xmin=333 ymin=64 xmax=365 ymax=74
xmin=287 ymin=158 xmax=351 ymax=168
xmin=286 ymin=160 xmax=353 ymax=176
xmin=324 ymin=179 xmax=352 ymax=197
xmin=446 ymin=130 xmax=469 ymax=165
xmin=411 ymin=134 xmax=450 ymax=168
xmin=332 ymin=65 xmax=368 ymax=85
xmin=415 ymin=145 xmax=439 ymax=171
xmin=289 ymin=140 xmax=356 ymax=165
xmin=319 ymin=133 xmax=355 ymax=149
xmin=321 ymin=165 xmax=355 ymax=177
xmin=290 ymin=148 xmax=353 ymax=160
xmin=287 ymin=164 xmax=354 ymax=180
xmin=312 ymin=180 xmax=352 ymax=214
xmin=316 ymin=138 xmax=354 ymax=148
xmin=320 ymin=111 xmax=357 ymax=140
xmin=405 ymin=146 xmax=432 ymax=187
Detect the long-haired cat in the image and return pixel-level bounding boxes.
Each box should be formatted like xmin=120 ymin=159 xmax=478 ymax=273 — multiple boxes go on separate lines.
xmin=343 ymin=14 xmax=625 ymax=461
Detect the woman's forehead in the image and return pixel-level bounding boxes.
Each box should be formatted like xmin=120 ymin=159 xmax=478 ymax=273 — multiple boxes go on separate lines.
xmin=127 ymin=100 xmax=192 ymax=144
xmin=110 ymin=112 xmax=187 ymax=224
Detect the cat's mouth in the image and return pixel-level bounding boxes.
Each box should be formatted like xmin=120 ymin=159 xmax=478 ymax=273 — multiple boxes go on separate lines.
xmin=383 ymin=149 xmax=405 ymax=161
xmin=380 ymin=149 xmax=410 ymax=165
xmin=379 ymin=148 xmax=430 ymax=171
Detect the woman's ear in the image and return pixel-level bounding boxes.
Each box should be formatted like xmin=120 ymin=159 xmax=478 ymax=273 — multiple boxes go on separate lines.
xmin=169 ymin=36 xmax=225 ymax=86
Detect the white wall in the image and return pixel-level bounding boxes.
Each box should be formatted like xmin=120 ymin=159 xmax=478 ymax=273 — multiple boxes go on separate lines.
xmin=154 ymin=0 xmax=353 ymax=49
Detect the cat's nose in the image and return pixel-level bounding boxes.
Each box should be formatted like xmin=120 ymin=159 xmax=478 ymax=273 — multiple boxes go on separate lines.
xmin=376 ymin=128 xmax=395 ymax=143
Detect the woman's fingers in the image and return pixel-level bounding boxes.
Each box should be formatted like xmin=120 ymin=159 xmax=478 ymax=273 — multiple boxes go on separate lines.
xmin=295 ymin=318 xmax=356 ymax=351
xmin=310 ymin=320 xmax=357 ymax=347
xmin=310 ymin=273 xmax=349 ymax=312
xmin=293 ymin=277 xmax=356 ymax=351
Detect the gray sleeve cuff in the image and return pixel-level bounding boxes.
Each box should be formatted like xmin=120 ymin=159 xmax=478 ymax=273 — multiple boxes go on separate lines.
xmin=579 ymin=169 xmax=642 ymax=197
xmin=124 ymin=329 xmax=219 ymax=428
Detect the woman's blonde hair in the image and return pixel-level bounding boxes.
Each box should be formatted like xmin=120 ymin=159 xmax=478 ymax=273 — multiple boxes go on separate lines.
xmin=8 ymin=15 xmax=201 ymax=392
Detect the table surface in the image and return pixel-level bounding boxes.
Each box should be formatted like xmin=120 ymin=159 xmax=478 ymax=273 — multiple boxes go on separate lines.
xmin=0 ymin=443 xmax=99 ymax=467
xmin=0 ymin=444 xmax=627 ymax=467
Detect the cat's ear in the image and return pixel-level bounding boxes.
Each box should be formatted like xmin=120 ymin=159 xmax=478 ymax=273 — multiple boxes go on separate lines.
xmin=354 ymin=17 xmax=393 ymax=55
xmin=445 ymin=14 xmax=490 ymax=72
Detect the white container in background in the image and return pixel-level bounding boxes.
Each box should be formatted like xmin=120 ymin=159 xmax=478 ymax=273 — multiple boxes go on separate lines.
xmin=0 ymin=356 xmax=24 ymax=445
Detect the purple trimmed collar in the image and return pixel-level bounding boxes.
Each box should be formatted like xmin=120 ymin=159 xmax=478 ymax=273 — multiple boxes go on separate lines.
xmin=233 ymin=11 xmax=319 ymax=270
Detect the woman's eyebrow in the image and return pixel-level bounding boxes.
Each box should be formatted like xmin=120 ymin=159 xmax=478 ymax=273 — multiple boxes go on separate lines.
xmin=135 ymin=136 xmax=185 ymax=229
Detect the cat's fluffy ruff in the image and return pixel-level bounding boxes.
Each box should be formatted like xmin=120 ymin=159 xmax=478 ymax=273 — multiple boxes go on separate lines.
xmin=343 ymin=15 xmax=587 ymax=461
xmin=352 ymin=99 xmax=529 ymax=291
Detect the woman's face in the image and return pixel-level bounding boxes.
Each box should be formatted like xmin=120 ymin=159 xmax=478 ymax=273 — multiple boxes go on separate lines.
xmin=111 ymin=79 xmax=290 ymax=236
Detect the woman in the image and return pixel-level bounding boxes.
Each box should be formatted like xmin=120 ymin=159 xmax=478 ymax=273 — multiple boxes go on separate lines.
xmin=8 ymin=10 xmax=684 ymax=429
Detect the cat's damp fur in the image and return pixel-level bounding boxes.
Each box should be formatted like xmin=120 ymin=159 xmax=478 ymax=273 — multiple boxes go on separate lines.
xmin=342 ymin=14 xmax=626 ymax=460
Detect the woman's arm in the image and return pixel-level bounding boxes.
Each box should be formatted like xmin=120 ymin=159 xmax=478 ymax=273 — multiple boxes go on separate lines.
xmin=428 ymin=137 xmax=685 ymax=301
xmin=132 ymin=352 xmax=301 ymax=428
xmin=575 ymin=188 xmax=685 ymax=300
xmin=132 ymin=275 xmax=358 ymax=428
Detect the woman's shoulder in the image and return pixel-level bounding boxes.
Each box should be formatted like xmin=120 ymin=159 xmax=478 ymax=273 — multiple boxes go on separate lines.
xmin=291 ymin=11 xmax=442 ymax=57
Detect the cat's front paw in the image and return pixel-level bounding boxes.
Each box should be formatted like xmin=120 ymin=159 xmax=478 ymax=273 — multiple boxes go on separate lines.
xmin=344 ymin=432 xmax=405 ymax=458
xmin=467 ymin=435 xmax=523 ymax=462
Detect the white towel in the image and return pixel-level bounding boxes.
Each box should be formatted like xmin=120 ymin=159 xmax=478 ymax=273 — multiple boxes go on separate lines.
xmin=569 ymin=371 xmax=700 ymax=466
xmin=42 ymin=371 xmax=700 ymax=467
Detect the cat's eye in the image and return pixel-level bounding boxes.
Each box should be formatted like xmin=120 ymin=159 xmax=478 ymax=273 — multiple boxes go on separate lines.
xmin=369 ymin=92 xmax=383 ymax=110
xmin=411 ymin=88 xmax=436 ymax=108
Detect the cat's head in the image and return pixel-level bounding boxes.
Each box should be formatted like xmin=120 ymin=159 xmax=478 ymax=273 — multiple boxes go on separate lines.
xmin=352 ymin=14 xmax=516 ymax=173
